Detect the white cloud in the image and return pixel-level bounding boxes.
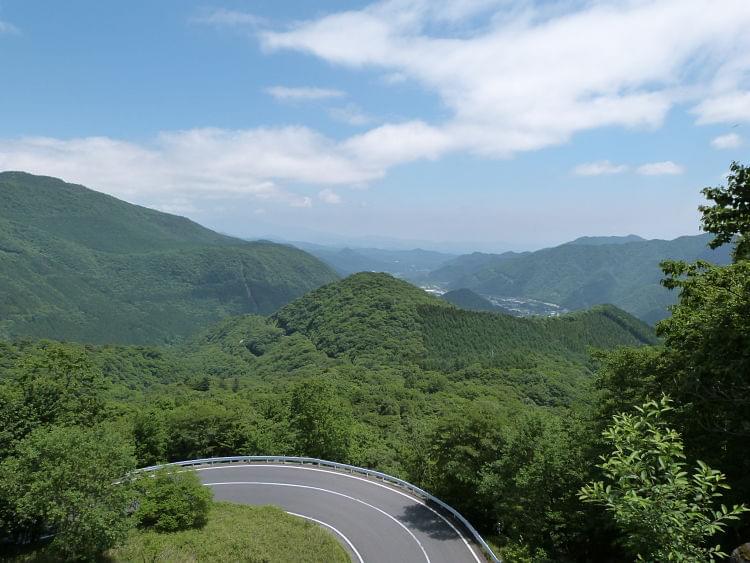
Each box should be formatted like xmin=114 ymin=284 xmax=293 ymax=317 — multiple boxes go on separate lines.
xmin=261 ymin=0 xmax=750 ymax=158
xmin=711 ymin=132 xmax=743 ymax=149
xmin=266 ymin=86 xmax=345 ymax=102
xmin=192 ymin=9 xmax=265 ymax=28
xmin=318 ymin=188 xmax=342 ymax=204
xmin=343 ymin=120 xmax=454 ymax=168
xmin=329 ymin=103 xmax=373 ymax=126
xmin=694 ymin=92 xmax=750 ymax=124
xmin=636 ymin=161 xmax=684 ymax=176
xmin=0 ymin=128 xmax=383 ymax=210
xmin=573 ymin=160 xmax=628 ymax=176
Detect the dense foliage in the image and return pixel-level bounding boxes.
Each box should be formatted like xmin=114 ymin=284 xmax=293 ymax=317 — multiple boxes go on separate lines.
xmin=133 ymin=468 xmax=213 ymax=532
xmin=580 ymin=396 xmax=748 ymax=562
xmin=441 ymin=287 xmax=510 ymax=313
xmin=0 ymin=425 xmax=135 ymax=560
xmin=700 ymin=161 xmax=750 ymax=261
xmin=0 ymin=172 xmax=337 ymax=344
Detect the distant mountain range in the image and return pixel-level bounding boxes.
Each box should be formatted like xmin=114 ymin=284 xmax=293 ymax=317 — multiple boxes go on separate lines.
xmin=424 ymin=234 xmax=732 ymax=324
xmin=292 ymin=242 xmax=456 ymax=278
xmin=0 ymin=172 xmax=337 ymax=344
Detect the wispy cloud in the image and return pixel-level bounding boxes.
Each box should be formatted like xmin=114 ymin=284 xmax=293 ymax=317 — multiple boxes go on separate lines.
xmin=0 ymin=20 xmax=20 ymax=35
xmin=0 ymin=128 xmax=385 ymax=210
xmin=266 ymin=86 xmax=345 ymax=102
xmin=636 ymin=161 xmax=684 ymax=176
xmin=261 ymin=0 xmax=750 ymax=160
xmin=328 ymin=103 xmax=373 ymax=126
xmin=192 ymin=9 xmax=265 ymax=28
xmin=693 ymin=92 xmax=750 ymax=124
xmin=573 ymin=160 xmax=628 ymax=176
xmin=711 ymin=132 xmax=743 ymax=149
xmin=318 ymin=188 xmax=342 ymax=204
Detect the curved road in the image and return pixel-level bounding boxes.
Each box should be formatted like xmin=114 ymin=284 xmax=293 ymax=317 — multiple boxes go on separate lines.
xmin=196 ymin=463 xmax=485 ymax=563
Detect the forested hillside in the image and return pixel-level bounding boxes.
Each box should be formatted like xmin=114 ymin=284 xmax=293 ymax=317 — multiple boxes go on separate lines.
xmin=0 ymin=172 xmax=337 ymax=344
xmin=428 ymin=233 xmax=732 ymax=323
xmin=441 ymin=287 xmax=507 ymax=313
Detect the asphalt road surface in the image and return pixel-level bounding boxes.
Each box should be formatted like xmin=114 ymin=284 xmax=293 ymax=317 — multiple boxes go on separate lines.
xmin=197 ymin=463 xmax=486 ymax=563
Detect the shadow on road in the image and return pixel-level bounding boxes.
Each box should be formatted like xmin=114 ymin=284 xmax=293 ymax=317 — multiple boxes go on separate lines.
xmin=398 ymin=502 xmax=459 ymax=541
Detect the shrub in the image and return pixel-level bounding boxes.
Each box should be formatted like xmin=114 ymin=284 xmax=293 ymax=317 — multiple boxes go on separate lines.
xmin=133 ymin=467 xmax=213 ymax=532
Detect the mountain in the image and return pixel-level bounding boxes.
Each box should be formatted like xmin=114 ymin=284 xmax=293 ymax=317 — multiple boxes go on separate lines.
xmin=292 ymin=242 xmax=456 ymax=278
xmin=568 ymin=234 xmax=646 ymax=246
xmin=272 ymin=272 xmax=657 ymax=371
xmin=426 ymin=234 xmax=732 ymax=324
xmin=426 ymin=251 xmax=525 ymax=285
xmin=441 ymin=288 xmax=511 ymax=314
xmin=0 ymin=172 xmax=337 ymax=344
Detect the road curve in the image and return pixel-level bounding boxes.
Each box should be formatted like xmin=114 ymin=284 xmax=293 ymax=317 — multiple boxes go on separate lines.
xmin=197 ymin=463 xmax=485 ymax=563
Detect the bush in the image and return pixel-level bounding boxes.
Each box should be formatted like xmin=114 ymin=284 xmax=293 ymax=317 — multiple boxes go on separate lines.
xmin=133 ymin=467 xmax=213 ymax=532
xmin=0 ymin=424 xmax=135 ymax=560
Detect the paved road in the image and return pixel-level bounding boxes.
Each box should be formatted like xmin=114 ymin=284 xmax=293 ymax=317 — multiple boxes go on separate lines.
xmin=197 ymin=463 xmax=485 ymax=563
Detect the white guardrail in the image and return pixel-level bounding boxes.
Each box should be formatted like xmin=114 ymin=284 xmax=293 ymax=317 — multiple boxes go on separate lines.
xmin=137 ymin=455 xmax=501 ymax=563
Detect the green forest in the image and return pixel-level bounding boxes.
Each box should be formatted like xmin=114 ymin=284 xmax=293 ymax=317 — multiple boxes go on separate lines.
xmin=1 ymin=163 xmax=749 ymax=561
xmin=0 ymin=172 xmax=337 ymax=345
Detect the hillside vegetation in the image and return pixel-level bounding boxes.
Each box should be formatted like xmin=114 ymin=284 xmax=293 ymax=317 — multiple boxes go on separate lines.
xmin=441 ymin=287 xmax=509 ymax=313
xmin=428 ymin=234 xmax=731 ymax=323
xmin=0 ymin=172 xmax=337 ymax=344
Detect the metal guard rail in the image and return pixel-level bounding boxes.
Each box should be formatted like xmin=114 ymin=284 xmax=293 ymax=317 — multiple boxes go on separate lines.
xmin=137 ymin=455 xmax=501 ymax=562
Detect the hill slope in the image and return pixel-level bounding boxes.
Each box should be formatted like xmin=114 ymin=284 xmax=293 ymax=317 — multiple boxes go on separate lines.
xmin=272 ymin=273 xmax=656 ymax=371
xmin=0 ymin=172 xmax=337 ymax=344
xmin=428 ymin=234 xmax=731 ymax=323
xmin=441 ymin=288 xmax=510 ymax=313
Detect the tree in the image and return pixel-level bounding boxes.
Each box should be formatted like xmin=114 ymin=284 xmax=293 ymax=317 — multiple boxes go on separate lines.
xmin=422 ymin=400 xmax=506 ymax=526
xmin=133 ymin=467 xmax=213 ymax=532
xmin=133 ymin=408 xmax=168 ymax=467
xmin=0 ymin=425 xmax=136 ymax=559
xmin=658 ymin=259 xmax=750 ymax=501
xmin=700 ymin=161 xmax=750 ymax=261
xmin=580 ymin=396 xmax=748 ymax=562
xmin=480 ymin=410 xmax=610 ymax=559
xmin=289 ymin=379 xmax=353 ymax=461
xmin=13 ymin=342 xmax=106 ymax=430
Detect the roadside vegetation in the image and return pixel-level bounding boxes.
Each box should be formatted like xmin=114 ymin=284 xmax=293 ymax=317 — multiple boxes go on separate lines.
xmin=108 ymin=502 xmax=351 ymax=563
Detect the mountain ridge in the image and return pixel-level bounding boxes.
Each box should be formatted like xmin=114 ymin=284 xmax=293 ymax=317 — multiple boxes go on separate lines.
xmin=0 ymin=172 xmax=338 ymax=344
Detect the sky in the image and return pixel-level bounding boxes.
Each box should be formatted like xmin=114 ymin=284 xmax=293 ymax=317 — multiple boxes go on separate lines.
xmin=1 ymin=0 xmax=749 ymax=252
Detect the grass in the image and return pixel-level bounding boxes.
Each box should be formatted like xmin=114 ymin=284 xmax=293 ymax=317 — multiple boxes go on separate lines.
xmin=106 ymin=502 xmax=351 ymax=563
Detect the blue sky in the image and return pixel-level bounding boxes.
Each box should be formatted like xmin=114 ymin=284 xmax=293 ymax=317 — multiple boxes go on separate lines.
xmin=1 ymin=0 xmax=749 ymax=251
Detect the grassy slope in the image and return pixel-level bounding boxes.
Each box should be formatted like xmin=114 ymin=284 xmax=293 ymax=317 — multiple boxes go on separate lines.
xmin=9 ymin=502 xmax=350 ymax=563
xmin=432 ymin=235 xmax=732 ymax=323
xmin=109 ymin=503 xmax=351 ymax=563
xmin=0 ymin=172 xmax=337 ymax=344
